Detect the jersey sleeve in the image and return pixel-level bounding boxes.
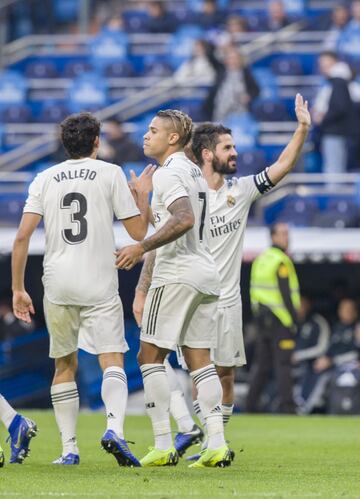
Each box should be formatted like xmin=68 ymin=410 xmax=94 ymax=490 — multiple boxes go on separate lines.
xmin=153 ymin=168 xmax=188 ymax=210
xmin=112 ymin=167 xmax=140 ymax=220
xmin=236 ymin=167 xmax=275 ymax=203
xmin=23 ymin=174 xmax=44 ymax=215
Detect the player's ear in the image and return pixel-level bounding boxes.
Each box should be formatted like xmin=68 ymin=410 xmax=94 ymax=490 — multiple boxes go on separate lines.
xmin=202 ymin=147 xmax=213 ymax=163
xmin=168 ymin=132 xmax=180 ymax=145
xmin=94 ymin=136 xmax=100 ymax=148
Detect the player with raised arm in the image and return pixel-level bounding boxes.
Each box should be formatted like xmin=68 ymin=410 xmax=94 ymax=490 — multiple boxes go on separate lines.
xmin=134 ymin=94 xmax=311 ymax=458
xmin=116 ymin=109 xmax=231 ymax=469
xmin=12 ymin=112 xmax=153 ymax=467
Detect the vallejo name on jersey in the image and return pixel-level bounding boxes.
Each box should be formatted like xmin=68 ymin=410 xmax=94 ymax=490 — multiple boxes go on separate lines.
xmin=210 ymin=214 xmax=242 ymax=238
xmin=53 ymin=169 xmax=97 ymax=183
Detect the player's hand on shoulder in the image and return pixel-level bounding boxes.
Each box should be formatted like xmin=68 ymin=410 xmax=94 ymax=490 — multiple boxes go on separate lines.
xmin=115 ymin=243 xmax=145 ymax=270
xmin=12 ymin=290 xmax=35 ymax=324
xmin=295 ymin=93 xmax=311 ymax=129
xmin=129 ymin=164 xmax=156 ymax=195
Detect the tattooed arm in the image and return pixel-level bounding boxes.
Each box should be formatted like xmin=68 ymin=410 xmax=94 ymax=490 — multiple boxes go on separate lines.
xmin=115 ymin=196 xmax=194 ymax=270
xmin=133 ymin=251 xmax=156 ymax=326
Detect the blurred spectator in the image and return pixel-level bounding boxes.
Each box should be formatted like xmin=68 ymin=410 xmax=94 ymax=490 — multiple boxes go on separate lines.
xmin=246 ymin=223 xmax=300 ymax=414
xmin=0 ymin=297 xmax=34 ymax=342
xmin=215 ymin=14 xmax=248 ymax=49
xmin=98 ymin=118 xmax=145 ymax=165
xmin=195 ymin=0 xmax=225 ymax=30
xmin=299 ymin=298 xmax=360 ymax=413
xmin=174 ymin=39 xmax=222 ymax=85
xmin=337 ymin=0 xmax=360 ymax=59
xmin=203 ymin=46 xmax=260 ymax=121
xmin=262 ymin=1 xmax=291 ymax=31
xmin=144 ymin=1 xmax=176 ymax=33
xmin=292 ymin=295 xmax=331 ymax=412
xmin=314 ymin=298 xmax=359 ymax=374
xmin=323 ymin=4 xmax=350 ymax=50
xmin=312 ymin=52 xmax=358 ymax=174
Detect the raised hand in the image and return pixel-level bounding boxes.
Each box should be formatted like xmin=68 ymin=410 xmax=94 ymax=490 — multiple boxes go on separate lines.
xmin=128 ymin=164 xmax=156 ymax=196
xmin=295 ymin=93 xmax=311 ymax=128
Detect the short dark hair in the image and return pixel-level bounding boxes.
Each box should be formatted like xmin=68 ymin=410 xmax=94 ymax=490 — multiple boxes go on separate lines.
xmin=191 ymin=123 xmax=232 ymax=166
xmin=60 ymin=112 xmax=101 ymax=159
xmin=319 ymin=50 xmax=339 ymax=61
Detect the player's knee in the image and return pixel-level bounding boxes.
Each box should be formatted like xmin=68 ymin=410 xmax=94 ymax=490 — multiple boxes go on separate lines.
xmin=54 ymin=354 xmax=77 ymax=380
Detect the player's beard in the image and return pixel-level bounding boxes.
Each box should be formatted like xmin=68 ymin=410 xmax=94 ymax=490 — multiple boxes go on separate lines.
xmin=212 ymin=155 xmax=237 ymax=175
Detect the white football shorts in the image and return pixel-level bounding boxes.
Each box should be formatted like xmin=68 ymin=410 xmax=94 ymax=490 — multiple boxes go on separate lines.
xmin=44 ymin=294 xmax=128 ymax=358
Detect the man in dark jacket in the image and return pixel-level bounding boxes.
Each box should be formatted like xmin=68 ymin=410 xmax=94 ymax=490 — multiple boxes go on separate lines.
xmin=312 ymin=51 xmax=358 ymax=174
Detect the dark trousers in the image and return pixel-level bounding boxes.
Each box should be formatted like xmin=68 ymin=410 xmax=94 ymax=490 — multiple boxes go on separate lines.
xmin=246 ymin=308 xmax=295 ymax=414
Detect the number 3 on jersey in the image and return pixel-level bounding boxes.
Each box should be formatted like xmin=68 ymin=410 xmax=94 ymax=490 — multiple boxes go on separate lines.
xmin=61 ymin=192 xmax=88 ymax=244
xmin=198 ymin=192 xmax=206 ymax=242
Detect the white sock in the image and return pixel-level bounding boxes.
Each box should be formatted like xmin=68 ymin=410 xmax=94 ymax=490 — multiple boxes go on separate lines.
xmin=140 ymin=364 xmax=172 ymax=451
xmin=101 ymin=366 xmax=127 ymax=439
xmin=0 ymin=394 xmax=17 ymax=430
xmin=51 ymin=382 xmax=79 ymax=456
xmin=222 ymin=403 xmax=234 ymax=427
xmin=193 ymin=399 xmax=206 ymax=427
xmin=164 ymin=358 xmax=194 ymax=433
xmin=191 ymin=365 xmax=226 ymax=450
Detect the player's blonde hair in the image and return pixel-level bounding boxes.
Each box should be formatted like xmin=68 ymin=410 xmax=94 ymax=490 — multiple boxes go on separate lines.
xmin=156 ymin=109 xmax=193 ymax=147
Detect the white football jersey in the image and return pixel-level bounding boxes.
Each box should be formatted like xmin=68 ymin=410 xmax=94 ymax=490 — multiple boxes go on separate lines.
xmin=151 ymin=152 xmax=220 ymax=296
xmin=209 ymin=170 xmax=273 ymax=306
xmin=24 ymin=158 xmax=139 ymax=306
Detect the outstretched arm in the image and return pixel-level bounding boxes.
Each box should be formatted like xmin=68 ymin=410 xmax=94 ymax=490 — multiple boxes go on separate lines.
xmin=12 ymin=213 xmax=42 ymax=323
xmin=267 ymin=93 xmax=311 ymax=186
xmin=115 ymin=196 xmax=194 ymax=270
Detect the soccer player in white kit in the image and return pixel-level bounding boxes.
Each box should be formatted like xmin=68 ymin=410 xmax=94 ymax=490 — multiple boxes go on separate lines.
xmin=134 ymin=94 xmax=311 ymax=457
xmin=11 ymin=112 xmax=152 ymax=466
xmin=115 ymin=109 xmax=232 ymax=468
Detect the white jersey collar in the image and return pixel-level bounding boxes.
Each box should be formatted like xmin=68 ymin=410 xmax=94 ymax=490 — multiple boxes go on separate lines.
xmin=162 ymin=151 xmax=187 ymax=168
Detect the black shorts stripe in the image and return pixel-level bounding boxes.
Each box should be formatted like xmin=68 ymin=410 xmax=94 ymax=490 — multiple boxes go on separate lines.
xmin=146 ymin=288 xmax=161 ymax=336
xmin=149 ymin=286 xmax=164 ymax=335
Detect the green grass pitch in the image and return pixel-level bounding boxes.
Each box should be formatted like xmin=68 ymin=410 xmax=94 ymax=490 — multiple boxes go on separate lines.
xmin=0 ymin=411 xmax=359 ymax=498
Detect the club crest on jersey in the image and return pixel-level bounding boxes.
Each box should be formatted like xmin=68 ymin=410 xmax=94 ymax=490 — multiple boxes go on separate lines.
xmin=227 ymin=195 xmax=236 ymax=207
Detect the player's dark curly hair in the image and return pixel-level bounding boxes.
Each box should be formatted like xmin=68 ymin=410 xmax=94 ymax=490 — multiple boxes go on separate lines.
xmin=156 ymin=109 xmax=193 ymax=147
xmin=191 ymin=123 xmax=232 ymax=167
xmin=60 ymin=112 xmax=101 ymax=159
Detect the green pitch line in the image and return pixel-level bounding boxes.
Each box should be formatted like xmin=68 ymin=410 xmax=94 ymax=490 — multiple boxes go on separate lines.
xmin=0 ymin=412 xmax=359 ymax=498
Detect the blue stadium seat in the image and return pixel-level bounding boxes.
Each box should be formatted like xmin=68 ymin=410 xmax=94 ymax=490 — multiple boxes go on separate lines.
xmin=0 ymin=70 xmax=27 ymax=109
xmin=223 ymin=113 xmax=259 ymax=150
xmin=68 ymin=73 xmax=108 ymax=113
xmin=167 ymin=25 xmax=205 ymax=69
xmin=271 ymin=56 xmax=303 ymax=76
xmin=236 ymin=149 xmax=266 ymax=176
xmin=63 ymin=61 xmax=93 ymax=78
xmin=1 ymin=104 xmax=31 ymax=123
xmin=25 ymin=60 xmax=58 ymax=78
xmin=253 ymin=68 xmax=279 ymax=99
xmin=90 ymin=31 xmax=129 ymax=71
xmin=104 ymin=60 xmax=135 ymax=77
xmin=53 ymin=0 xmax=78 ymax=23
xmin=252 ymin=98 xmax=290 ymax=121
xmin=142 ymin=55 xmax=173 ymax=77
xmin=38 ymin=101 xmax=69 ymax=123
xmin=122 ymin=9 xmax=148 ymax=33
